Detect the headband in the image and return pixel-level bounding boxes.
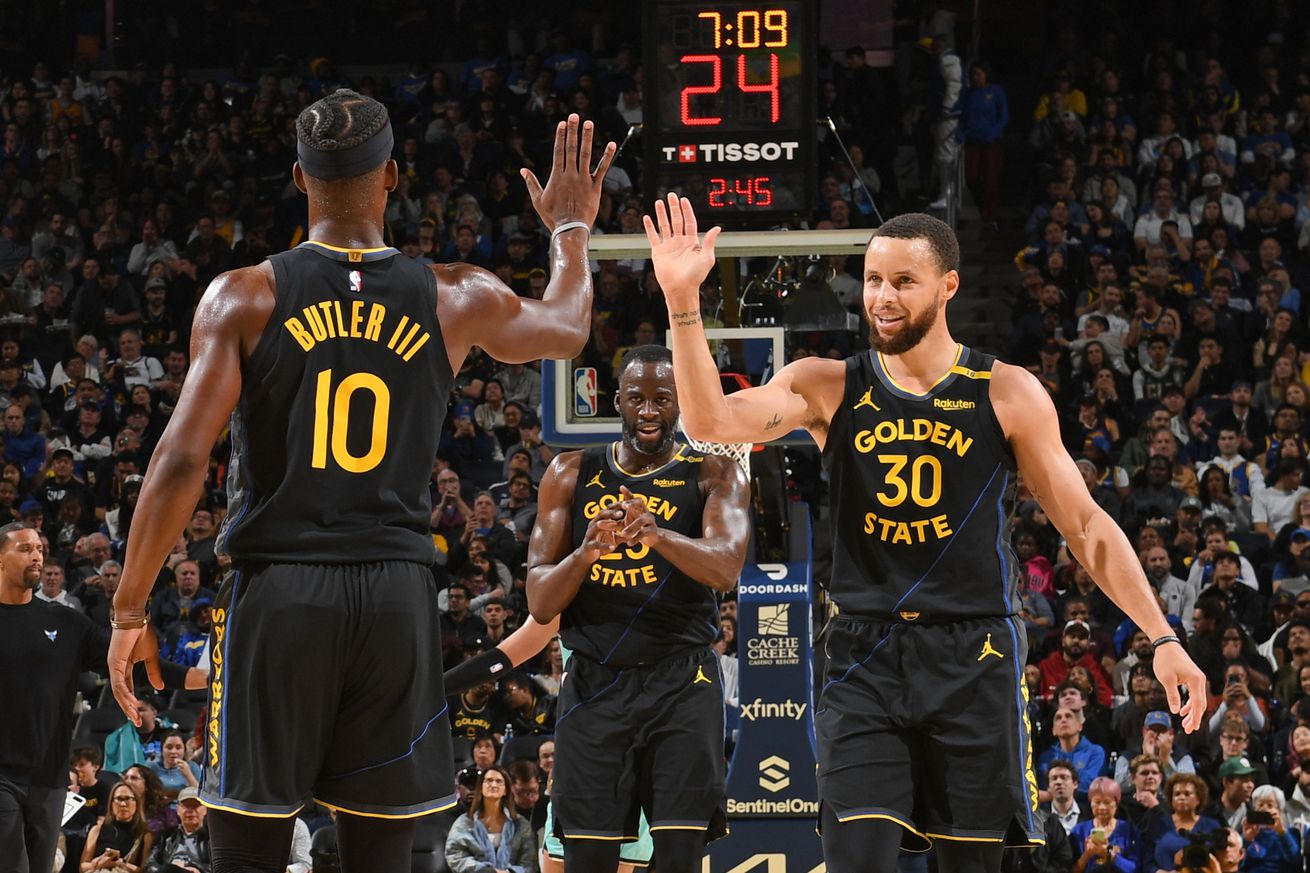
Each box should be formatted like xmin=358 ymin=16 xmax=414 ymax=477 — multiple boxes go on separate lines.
xmin=296 ymin=123 xmax=394 ymax=180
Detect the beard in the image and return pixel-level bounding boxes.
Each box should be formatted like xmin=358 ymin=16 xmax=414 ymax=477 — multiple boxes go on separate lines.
xmin=620 ymin=417 xmax=675 ymax=456
xmin=866 ymin=295 xmax=940 ymax=356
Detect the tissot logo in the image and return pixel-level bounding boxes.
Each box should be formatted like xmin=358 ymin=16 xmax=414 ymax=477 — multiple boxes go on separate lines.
xmin=758 ymin=756 xmax=790 ymax=793
xmin=661 ymin=142 xmax=801 ymax=163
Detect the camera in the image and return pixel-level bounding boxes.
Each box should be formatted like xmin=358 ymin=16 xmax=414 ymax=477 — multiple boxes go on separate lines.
xmin=1179 ymin=826 xmax=1230 ymax=869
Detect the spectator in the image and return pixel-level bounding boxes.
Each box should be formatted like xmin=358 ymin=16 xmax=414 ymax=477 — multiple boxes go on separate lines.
xmin=143 ymin=786 xmax=210 ymax=873
xmin=1254 ymin=458 xmax=1308 ymax=539
xmin=1139 ymin=773 xmax=1222 ymax=873
xmin=500 ymin=411 xmax=553 ymax=484
xmin=1039 ymin=619 xmax=1114 ymax=706
xmin=1245 ymin=785 xmax=1299 ymax=873
xmin=1042 ymin=760 xmax=1089 ymax=834
xmin=499 ymin=672 xmax=555 ymax=736
xmin=79 ymin=781 xmax=153 ymax=872
xmin=1113 ymin=710 xmax=1197 ymax=788
xmin=149 ymin=559 xmax=216 ymax=636
xmin=1206 ymin=756 xmax=1256 ymax=830
xmin=1119 ymin=753 xmax=1164 ymax=831
xmin=1068 ymin=777 xmax=1138 ymax=873
xmin=442 ymin=578 xmax=490 ymax=650
xmin=959 ymin=61 xmax=1008 ymax=225
xmin=147 ymin=731 xmax=200 ymax=802
xmin=1037 ymin=706 xmax=1107 ymax=796
xmin=444 ymin=765 xmax=537 ymax=873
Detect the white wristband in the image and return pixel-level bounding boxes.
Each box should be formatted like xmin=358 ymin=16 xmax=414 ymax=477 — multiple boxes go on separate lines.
xmin=551 ymin=221 xmax=591 ymax=241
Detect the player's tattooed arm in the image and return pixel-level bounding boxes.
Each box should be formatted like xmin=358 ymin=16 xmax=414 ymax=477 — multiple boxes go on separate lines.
xmin=670 ymin=309 xmax=701 ymax=327
xmin=762 ymin=413 xmax=783 ymax=431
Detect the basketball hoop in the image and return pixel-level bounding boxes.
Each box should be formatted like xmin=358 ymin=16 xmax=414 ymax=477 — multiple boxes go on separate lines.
xmin=681 ymin=424 xmax=753 ymax=478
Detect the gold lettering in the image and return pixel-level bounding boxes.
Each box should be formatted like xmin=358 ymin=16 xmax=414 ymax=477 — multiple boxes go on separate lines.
xmin=402 ymin=332 xmax=431 ymax=362
xmin=873 ymin=421 xmax=897 ymax=444
xmin=331 ymin=300 xmax=347 ymax=337
xmin=349 ymin=300 xmax=364 ymax=338
xmin=891 ymin=521 xmax=912 ymax=544
xmin=284 ymin=318 xmax=314 ymax=351
xmin=909 ymin=518 xmax=931 ymax=541
xmin=946 ymin=430 xmax=973 ymax=457
xmin=364 ymin=303 xmax=385 ymax=341
xmin=386 ymin=315 xmax=412 ymax=351
xmin=302 ymin=305 xmax=329 ymax=341
xmin=316 ymin=301 xmax=337 ymax=339
xmin=854 ymin=430 xmax=877 ymax=453
xmin=931 ymin=514 xmax=953 ymax=538
xmin=393 ymin=321 xmax=422 ymax=358
xmin=930 ymin=421 xmax=950 ymax=447
xmin=863 ymin=511 xmax=878 ymax=534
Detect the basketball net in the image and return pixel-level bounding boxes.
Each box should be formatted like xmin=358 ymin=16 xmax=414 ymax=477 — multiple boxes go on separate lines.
xmin=680 ymin=420 xmax=753 ymax=477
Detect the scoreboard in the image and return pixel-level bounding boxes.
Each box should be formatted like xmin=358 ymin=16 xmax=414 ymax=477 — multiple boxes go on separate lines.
xmin=642 ymin=0 xmax=816 ymax=227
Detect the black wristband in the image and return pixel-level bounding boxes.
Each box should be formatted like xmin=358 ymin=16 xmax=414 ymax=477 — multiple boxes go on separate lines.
xmin=443 ymin=648 xmax=514 ymax=697
xmin=1151 ymin=634 xmax=1182 ymax=652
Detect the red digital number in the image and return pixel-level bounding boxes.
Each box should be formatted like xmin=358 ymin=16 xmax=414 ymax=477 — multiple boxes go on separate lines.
xmin=754 ymin=176 xmax=773 ymax=206
xmin=734 ymin=177 xmax=753 ymax=201
xmin=708 ymin=178 xmax=728 ymax=208
xmin=737 ymin=53 xmax=780 ymax=123
xmin=680 ymin=55 xmax=723 ymax=126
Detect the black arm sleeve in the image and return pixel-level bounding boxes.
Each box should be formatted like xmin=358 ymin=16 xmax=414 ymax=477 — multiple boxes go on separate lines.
xmin=443 ymin=648 xmax=513 ymax=697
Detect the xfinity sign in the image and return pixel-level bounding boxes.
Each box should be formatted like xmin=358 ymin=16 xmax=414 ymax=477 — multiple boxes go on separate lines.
xmin=740 ymin=698 xmax=808 ymax=722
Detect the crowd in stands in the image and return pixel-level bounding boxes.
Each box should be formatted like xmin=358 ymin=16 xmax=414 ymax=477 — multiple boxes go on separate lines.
xmin=997 ymin=3 xmax=1310 ymax=873
xmin=40 ymin=2 xmax=1310 ymax=873
xmin=9 ymin=3 xmax=893 ymax=866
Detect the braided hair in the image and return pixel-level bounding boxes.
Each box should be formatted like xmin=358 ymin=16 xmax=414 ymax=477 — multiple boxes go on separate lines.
xmin=296 ymin=89 xmax=389 ymax=151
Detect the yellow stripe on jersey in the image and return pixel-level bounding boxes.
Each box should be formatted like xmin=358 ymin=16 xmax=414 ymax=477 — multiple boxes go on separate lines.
xmin=878 ymin=345 xmax=963 ymax=396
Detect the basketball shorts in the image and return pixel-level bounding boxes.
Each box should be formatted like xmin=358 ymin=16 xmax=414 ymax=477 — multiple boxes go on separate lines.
xmin=552 ymin=646 xmax=727 ymax=843
xmin=199 ymin=561 xmax=455 ymax=819
xmin=815 ymin=614 xmax=1044 ymax=851
xmin=543 ymin=798 xmax=653 ymax=865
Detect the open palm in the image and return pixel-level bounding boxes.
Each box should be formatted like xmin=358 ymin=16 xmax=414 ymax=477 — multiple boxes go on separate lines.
xmin=642 ymin=193 xmax=722 ymax=300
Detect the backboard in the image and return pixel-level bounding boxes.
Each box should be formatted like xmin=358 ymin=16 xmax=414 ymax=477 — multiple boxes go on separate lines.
xmin=541 ymin=326 xmax=811 ymax=446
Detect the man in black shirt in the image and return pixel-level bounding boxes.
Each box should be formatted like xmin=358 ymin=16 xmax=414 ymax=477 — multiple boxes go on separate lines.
xmin=500 ymin=672 xmax=556 ymax=735
xmin=0 ymin=521 xmax=195 ymax=873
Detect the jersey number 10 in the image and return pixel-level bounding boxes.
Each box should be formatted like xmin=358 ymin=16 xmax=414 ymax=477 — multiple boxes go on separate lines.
xmin=311 ymin=368 xmax=391 ymax=474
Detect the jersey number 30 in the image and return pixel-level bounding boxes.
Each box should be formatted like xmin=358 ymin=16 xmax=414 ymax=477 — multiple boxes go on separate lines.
xmin=876 ymin=453 xmax=942 ymax=508
xmin=311 ymin=368 xmax=390 ymax=473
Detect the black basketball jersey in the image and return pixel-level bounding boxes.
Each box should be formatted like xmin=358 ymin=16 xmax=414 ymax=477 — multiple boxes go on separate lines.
xmin=218 ymin=242 xmax=452 ymax=564
xmin=823 ymin=346 xmax=1020 ymax=619
xmin=563 ymin=444 xmax=716 ymax=666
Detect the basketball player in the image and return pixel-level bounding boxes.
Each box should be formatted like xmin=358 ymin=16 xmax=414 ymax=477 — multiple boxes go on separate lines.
xmin=104 ymin=90 xmax=615 ymax=873
xmin=526 ymin=345 xmax=750 ymax=873
xmin=645 ymin=198 xmax=1207 ymax=873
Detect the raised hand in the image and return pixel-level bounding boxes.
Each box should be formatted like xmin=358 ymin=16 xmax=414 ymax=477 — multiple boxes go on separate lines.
xmin=642 ymin=193 xmax=722 ymax=301
xmin=521 ymin=114 xmax=617 ymax=232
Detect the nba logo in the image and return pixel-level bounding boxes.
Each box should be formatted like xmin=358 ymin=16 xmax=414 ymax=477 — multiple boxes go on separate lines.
xmin=348 ymin=270 xmax=363 ymax=292
xmin=574 ymin=367 xmax=598 ymax=417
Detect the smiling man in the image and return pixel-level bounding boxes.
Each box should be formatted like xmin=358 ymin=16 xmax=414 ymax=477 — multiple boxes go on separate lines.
xmin=648 ymin=201 xmax=1207 ymax=873
xmin=526 ymin=344 xmax=750 ymax=873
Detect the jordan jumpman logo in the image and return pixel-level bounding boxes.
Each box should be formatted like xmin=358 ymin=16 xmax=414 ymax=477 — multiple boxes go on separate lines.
xmin=977 ymin=633 xmax=1004 ymax=661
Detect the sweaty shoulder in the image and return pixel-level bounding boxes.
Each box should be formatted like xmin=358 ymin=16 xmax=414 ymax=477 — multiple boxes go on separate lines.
xmin=542 ymin=449 xmax=586 ymax=493
xmin=197 ymin=262 xmax=277 ymax=360
xmin=988 ymin=360 xmax=1057 ymax=442
xmin=430 ymin=261 xmax=504 ymax=317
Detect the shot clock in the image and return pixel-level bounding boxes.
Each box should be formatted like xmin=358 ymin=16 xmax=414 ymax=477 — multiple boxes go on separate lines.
xmin=643 ymin=0 xmax=816 ymax=226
